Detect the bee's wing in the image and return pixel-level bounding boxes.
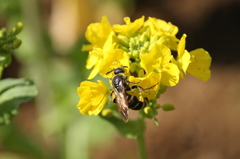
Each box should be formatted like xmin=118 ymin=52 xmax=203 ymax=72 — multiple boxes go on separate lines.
xmin=114 ymin=89 xmax=129 ymax=122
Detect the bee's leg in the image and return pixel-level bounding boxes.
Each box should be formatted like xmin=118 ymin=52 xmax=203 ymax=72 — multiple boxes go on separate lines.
xmin=125 ymin=75 xmax=141 ymax=84
xmin=131 ymin=83 xmax=159 ymax=92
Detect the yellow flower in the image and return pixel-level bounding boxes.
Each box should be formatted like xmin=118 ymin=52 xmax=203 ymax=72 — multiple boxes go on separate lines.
xmin=77 ymin=80 xmax=109 ymax=115
xmin=140 ymin=44 xmax=180 ymax=87
xmin=187 ymin=48 xmax=212 ymax=81
xmin=145 ymin=17 xmax=178 ymax=36
xmin=144 ymin=17 xmax=179 ymax=50
xmin=82 ymin=16 xmax=112 ymax=51
xmin=113 ymin=16 xmax=145 ymax=38
xmin=86 ymin=31 xmax=118 ymax=80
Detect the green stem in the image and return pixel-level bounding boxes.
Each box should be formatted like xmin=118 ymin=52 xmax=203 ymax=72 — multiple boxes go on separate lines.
xmin=137 ymin=113 xmax=147 ymax=159
xmin=137 ymin=132 xmax=147 ymax=159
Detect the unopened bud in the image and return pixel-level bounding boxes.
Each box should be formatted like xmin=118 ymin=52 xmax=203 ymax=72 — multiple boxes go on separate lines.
xmin=13 ymin=39 xmax=22 ymax=49
xmin=139 ymin=32 xmax=148 ymax=43
xmin=138 ymin=69 xmax=145 ymax=77
xmin=101 ymin=109 xmax=113 ymax=118
xmin=153 ymin=103 xmax=161 ymax=109
xmin=132 ymin=50 xmax=139 ymax=58
xmin=118 ymin=35 xmax=129 ymax=47
xmin=144 ymin=106 xmax=152 ymax=114
xmin=0 ymin=28 xmax=7 ymax=38
xmin=2 ymin=44 xmax=9 ymax=51
xmin=161 ymin=103 xmax=175 ymax=111
xmin=11 ymin=109 xmax=18 ymax=115
xmin=130 ymin=62 xmax=138 ymax=73
xmin=10 ymin=22 xmax=24 ymax=35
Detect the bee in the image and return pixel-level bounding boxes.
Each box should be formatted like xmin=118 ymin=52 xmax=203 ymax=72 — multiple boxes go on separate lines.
xmin=106 ymin=67 xmax=157 ymax=122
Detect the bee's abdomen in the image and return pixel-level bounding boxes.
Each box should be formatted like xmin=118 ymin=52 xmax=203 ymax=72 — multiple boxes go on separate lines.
xmin=127 ymin=95 xmax=148 ymax=110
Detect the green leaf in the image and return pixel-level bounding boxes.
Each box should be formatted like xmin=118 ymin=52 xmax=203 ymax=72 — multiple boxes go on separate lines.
xmin=0 ymin=78 xmax=38 ymax=125
xmin=100 ymin=114 xmax=145 ymax=139
xmin=161 ymin=103 xmax=175 ymax=111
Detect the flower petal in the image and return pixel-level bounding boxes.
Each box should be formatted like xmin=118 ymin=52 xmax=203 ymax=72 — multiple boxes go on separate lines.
xmin=187 ymin=48 xmax=212 ymax=81
xmin=161 ymin=63 xmax=180 ymax=86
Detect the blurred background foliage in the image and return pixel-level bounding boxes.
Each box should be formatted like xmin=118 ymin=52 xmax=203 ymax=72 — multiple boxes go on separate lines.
xmin=0 ymin=0 xmax=240 ymax=159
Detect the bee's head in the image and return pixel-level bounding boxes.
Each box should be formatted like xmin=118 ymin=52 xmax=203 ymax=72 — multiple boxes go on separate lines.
xmin=114 ymin=68 xmax=125 ymax=75
xmin=106 ymin=66 xmax=128 ymax=75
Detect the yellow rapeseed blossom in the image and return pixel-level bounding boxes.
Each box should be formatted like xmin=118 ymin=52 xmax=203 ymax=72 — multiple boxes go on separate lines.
xmin=77 ymin=80 xmax=110 ymax=115
xmin=77 ymin=15 xmax=212 ymax=119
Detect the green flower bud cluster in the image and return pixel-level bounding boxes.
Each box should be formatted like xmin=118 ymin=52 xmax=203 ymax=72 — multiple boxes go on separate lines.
xmin=0 ymin=109 xmax=18 ymax=125
xmin=0 ymin=22 xmax=23 ymax=68
xmin=118 ymin=32 xmax=151 ymax=58
xmin=117 ymin=28 xmax=166 ymax=76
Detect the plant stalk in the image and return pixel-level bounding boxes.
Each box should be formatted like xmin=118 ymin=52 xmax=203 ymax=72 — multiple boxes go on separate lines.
xmin=137 ymin=132 xmax=147 ymax=159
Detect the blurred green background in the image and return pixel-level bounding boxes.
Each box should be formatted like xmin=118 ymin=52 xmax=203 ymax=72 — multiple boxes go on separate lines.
xmin=1 ymin=0 xmax=240 ymax=159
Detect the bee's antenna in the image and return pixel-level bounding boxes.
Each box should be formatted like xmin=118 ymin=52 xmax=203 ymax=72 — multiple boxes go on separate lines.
xmin=106 ymin=69 xmax=114 ymax=75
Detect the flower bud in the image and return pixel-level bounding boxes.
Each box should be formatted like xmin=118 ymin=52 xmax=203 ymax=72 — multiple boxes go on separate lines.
xmin=3 ymin=113 xmax=10 ymax=125
xmin=0 ymin=28 xmax=7 ymax=38
xmin=144 ymin=106 xmax=152 ymax=114
xmin=138 ymin=69 xmax=145 ymax=77
xmin=11 ymin=109 xmax=18 ymax=115
xmin=161 ymin=103 xmax=175 ymax=111
xmin=118 ymin=35 xmax=129 ymax=47
xmin=129 ymin=41 xmax=135 ymax=50
xmin=139 ymin=32 xmax=148 ymax=43
xmin=153 ymin=103 xmax=161 ymax=109
xmin=2 ymin=44 xmax=9 ymax=51
xmin=13 ymin=39 xmax=22 ymax=49
xmin=101 ymin=109 xmax=113 ymax=118
xmin=10 ymin=22 xmax=24 ymax=35
xmin=132 ymin=50 xmax=139 ymax=58
xmin=130 ymin=62 xmax=138 ymax=73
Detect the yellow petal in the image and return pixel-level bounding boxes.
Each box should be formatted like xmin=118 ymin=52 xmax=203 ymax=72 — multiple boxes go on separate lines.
xmin=140 ymin=44 xmax=171 ymax=74
xmin=161 ymin=63 xmax=180 ymax=86
xmin=179 ymin=50 xmax=191 ymax=73
xmin=113 ymin=16 xmax=144 ymax=37
xmin=100 ymin=49 xmax=130 ymax=78
xmin=187 ymin=48 xmax=212 ymax=81
xmin=87 ymin=59 xmax=102 ymax=80
xmin=178 ymin=34 xmax=187 ymax=57
xmin=85 ymin=16 xmax=112 ymax=48
xmin=86 ymin=48 xmax=104 ymax=79
xmin=128 ymin=72 xmax=160 ymax=100
xmin=145 ymin=17 xmax=179 ymax=36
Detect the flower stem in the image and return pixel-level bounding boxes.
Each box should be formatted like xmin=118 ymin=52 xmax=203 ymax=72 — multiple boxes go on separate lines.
xmin=137 ymin=132 xmax=147 ymax=159
xmin=137 ymin=113 xmax=147 ymax=159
